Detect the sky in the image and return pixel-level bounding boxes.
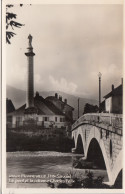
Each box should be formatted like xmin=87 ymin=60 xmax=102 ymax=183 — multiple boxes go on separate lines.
xmin=6 ymin=3 xmax=123 ymax=100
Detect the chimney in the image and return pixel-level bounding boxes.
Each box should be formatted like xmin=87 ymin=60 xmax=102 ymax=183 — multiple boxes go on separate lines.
xmin=59 ymin=96 xmax=62 ymax=101
xmin=64 ymin=99 xmax=67 ymax=104
xmin=112 ymin=84 xmax=114 ymax=91
xmin=55 ymin=93 xmax=58 ymax=99
xmin=121 ymin=78 xmax=123 ymax=86
xmin=36 ymin=91 xmax=39 ymax=97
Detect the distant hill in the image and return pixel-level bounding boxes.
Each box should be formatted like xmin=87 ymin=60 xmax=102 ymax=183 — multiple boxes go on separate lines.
xmin=7 ymin=85 xmax=26 ymax=108
xmin=7 ymin=85 xmax=98 ymax=119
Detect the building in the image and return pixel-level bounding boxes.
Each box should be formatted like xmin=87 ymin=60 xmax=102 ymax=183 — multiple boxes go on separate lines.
xmin=7 ymin=35 xmax=74 ymax=129
xmin=7 ymin=92 xmax=74 ymax=129
xmin=45 ymin=93 xmax=74 ymax=122
xmin=103 ymin=79 xmax=123 ymax=114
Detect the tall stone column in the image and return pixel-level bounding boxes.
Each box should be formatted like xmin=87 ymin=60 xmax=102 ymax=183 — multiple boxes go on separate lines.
xmin=25 ymin=34 xmax=35 ymax=108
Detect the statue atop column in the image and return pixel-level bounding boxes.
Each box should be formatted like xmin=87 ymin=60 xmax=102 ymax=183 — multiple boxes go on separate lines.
xmin=28 ymin=34 xmax=33 ymax=48
xmin=25 ymin=34 xmax=35 ymax=55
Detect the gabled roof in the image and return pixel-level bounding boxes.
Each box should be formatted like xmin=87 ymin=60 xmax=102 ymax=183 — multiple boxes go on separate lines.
xmin=34 ymin=95 xmax=64 ymax=115
xmin=44 ymin=100 xmax=65 ymax=115
xmin=103 ymin=84 xmax=123 ymax=99
xmin=8 ymin=94 xmax=64 ymax=116
xmin=45 ymin=96 xmax=74 ymax=110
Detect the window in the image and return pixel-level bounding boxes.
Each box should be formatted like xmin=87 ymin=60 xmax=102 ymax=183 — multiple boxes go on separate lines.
xmin=55 ymin=117 xmax=57 ymax=122
xmin=7 ymin=116 xmax=12 ymax=122
xmin=16 ymin=116 xmax=22 ymax=122
xmin=60 ymin=117 xmax=65 ymax=122
xmin=44 ymin=117 xmax=49 ymax=121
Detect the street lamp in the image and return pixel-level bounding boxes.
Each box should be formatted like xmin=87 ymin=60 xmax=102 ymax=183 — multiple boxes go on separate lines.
xmin=98 ymin=72 xmax=102 ymax=113
xmin=78 ymin=98 xmax=80 ymax=119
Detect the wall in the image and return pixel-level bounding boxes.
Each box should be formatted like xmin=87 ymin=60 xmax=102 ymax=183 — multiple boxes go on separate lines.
xmin=63 ymin=105 xmax=73 ymax=121
xmin=112 ymin=95 xmax=122 ymax=114
xmin=105 ymin=97 xmax=112 ymax=113
xmin=8 ymin=114 xmax=67 ymax=129
xmin=105 ymin=95 xmax=122 ymax=114
xmin=37 ymin=115 xmax=66 ymax=128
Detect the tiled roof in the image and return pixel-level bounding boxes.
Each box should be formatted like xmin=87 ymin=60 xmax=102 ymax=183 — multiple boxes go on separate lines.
xmin=8 ymin=95 xmax=64 ymax=116
xmin=46 ymin=96 xmax=74 ymax=110
xmin=44 ymin=100 xmax=64 ymax=115
xmin=34 ymin=95 xmax=55 ymax=115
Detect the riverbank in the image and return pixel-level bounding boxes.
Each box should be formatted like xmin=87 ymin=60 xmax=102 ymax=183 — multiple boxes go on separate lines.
xmin=7 ymin=129 xmax=74 ymax=152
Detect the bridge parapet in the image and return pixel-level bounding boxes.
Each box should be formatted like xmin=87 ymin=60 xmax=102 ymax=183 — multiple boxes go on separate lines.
xmin=72 ymin=113 xmax=122 ymax=136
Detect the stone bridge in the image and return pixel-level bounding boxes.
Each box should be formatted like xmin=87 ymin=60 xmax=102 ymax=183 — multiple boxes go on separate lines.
xmin=72 ymin=113 xmax=123 ymax=186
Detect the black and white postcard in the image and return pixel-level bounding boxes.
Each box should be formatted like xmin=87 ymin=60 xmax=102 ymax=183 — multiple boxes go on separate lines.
xmin=1 ymin=0 xmax=124 ymax=193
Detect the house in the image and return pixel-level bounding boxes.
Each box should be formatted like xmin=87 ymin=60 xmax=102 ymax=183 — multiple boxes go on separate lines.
xmin=7 ymin=92 xmax=74 ymax=129
xmin=103 ymin=79 xmax=123 ymax=114
xmin=46 ymin=93 xmax=74 ymax=122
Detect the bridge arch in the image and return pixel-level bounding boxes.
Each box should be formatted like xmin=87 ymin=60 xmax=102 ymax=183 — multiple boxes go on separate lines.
xmin=72 ymin=126 xmax=86 ymax=152
xmin=85 ymin=126 xmax=122 ymax=185
xmin=85 ymin=126 xmax=112 ymax=183
xmin=76 ymin=134 xmax=84 ymax=154
xmin=87 ymin=138 xmax=106 ymax=169
xmin=72 ymin=113 xmax=123 ymax=186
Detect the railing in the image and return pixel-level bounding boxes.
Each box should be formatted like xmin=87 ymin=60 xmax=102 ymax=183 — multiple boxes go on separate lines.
xmin=72 ymin=113 xmax=123 ymax=135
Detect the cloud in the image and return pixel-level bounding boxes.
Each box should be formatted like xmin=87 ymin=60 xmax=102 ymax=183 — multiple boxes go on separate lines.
xmin=49 ymin=76 xmax=77 ymax=94
xmin=6 ymin=4 xmax=123 ymax=100
xmin=35 ymin=74 xmax=44 ymax=85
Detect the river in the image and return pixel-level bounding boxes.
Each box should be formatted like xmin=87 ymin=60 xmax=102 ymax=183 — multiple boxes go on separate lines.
xmin=7 ymin=151 xmax=108 ymax=188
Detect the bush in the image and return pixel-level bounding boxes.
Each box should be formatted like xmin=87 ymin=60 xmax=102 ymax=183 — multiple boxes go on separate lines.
xmin=47 ymin=171 xmax=110 ymax=189
xmin=48 ymin=171 xmax=112 ymax=189
xmin=6 ymin=130 xmax=74 ymax=152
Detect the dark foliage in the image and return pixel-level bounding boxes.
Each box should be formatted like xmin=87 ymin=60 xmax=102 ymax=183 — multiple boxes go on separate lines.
xmin=6 ymin=99 xmax=15 ymax=113
xmin=6 ymin=4 xmax=24 ymax=44
xmin=83 ymin=103 xmax=98 ymax=114
xmin=6 ymin=128 xmax=74 ymax=152
xmin=47 ymin=171 xmax=111 ymax=189
xmin=6 ymin=31 xmax=16 ymax=44
xmin=47 ymin=182 xmax=55 ymax=188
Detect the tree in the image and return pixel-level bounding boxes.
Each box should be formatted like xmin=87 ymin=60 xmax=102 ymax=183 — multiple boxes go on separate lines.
xmin=83 ymin=103 xmax=98 ymax=114
xmin=6 ymin=4 xmax=24 ymax=44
